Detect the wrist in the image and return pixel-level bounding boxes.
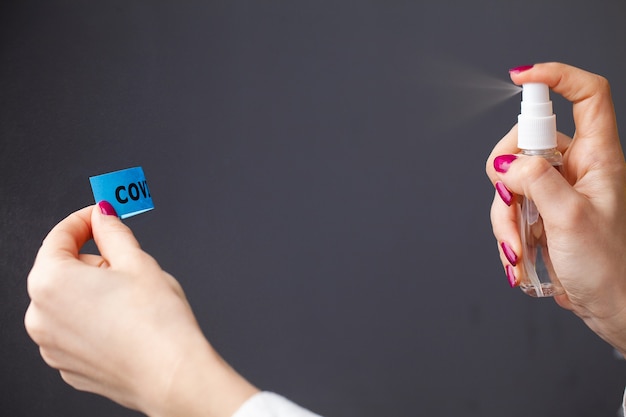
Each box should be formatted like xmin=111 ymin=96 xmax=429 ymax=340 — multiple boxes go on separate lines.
xmin=146 ymin=337 xmax=259 ymax=417
xmin=582 ymin=305 xmax=626 ymax=357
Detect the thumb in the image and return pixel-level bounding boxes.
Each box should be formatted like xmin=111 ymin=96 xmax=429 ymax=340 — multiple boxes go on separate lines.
xmin=494 ymin=154 xmax=586 ymax=228
xmin=92 ymin=201 xmax=144 ymax=268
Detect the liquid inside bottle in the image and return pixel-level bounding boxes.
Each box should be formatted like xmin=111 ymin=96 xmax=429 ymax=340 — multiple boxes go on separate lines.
xmin=517 ymin=148 xmax=564 ymax=297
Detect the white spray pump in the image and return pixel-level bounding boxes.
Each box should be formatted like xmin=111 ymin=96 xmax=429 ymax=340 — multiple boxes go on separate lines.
xmin=516 ymin=83 xmax=564 ymax=297
xmin=518 ymin=83 xmax=557 ymax=150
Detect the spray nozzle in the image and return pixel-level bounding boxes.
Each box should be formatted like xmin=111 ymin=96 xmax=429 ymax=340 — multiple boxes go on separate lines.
xmin=517 ymin=83 xmax=557 ymax=150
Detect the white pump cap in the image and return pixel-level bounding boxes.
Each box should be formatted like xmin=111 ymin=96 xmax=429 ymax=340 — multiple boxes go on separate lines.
xmin=517 ymin=83 xmax=557 ymax=150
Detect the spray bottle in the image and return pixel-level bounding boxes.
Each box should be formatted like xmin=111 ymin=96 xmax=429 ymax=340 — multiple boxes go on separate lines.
xmin=516 ymin=83 xmax=564 ymax=297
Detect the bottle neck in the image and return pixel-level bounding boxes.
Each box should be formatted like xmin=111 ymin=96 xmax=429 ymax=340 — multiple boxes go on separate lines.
xmin=519 ymin=147 xmax=563 ymax=166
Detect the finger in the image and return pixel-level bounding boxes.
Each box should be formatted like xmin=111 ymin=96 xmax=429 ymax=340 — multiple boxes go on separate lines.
xmin=490 ymin=191 xmax=521 ymax=277
xmin=78 ymin=254 xmax=109 ymax=268
xmin=511 ymin=63 xmax=620 ymax=158
xmin=486 ymin=126 xmax=518 ymax=184
xmin=59 ymin=369 xmax=94 ymax=393
xmin=90 ymin=201 xmax=146 ymax=269
xmin=494 ymin=154 xmax=586 ymax=229
xmin=39 ymin=346 xmax=71 ymax=370
xmin=490 ymin=191 xmax=520 ymax=258
xmin=36 ymin=206 xmax=94 ymax=262
xmin=486 ymin=127 xmax=572 ymax=185
xmin=24 ymin=303 xmax=47 ymax=345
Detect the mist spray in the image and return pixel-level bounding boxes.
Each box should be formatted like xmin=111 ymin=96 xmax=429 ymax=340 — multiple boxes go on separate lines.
xmin=516 ymin=83 xmax=564 ymax=297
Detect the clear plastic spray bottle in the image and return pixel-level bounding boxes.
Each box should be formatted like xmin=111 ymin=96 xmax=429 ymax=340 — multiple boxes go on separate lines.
xmin=516 ymin=83 xmax=564 ymax=297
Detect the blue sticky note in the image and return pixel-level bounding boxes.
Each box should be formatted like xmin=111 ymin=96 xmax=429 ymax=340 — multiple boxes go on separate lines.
xmin=89 ymin=167 xmax=154 ymax=219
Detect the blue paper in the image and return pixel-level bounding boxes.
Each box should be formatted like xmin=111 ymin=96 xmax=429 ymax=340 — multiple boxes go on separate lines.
xmin=89 ymin=166 xmax=154 ymax=219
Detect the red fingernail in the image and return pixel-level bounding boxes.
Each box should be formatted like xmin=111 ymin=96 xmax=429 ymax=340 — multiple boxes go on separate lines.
xmin=494 ymin=154 xmax=517 ymax=173
xmin=500 ymin=241 xmax=518 ymax=266
xmin=495 ymin=181 xmax=513 ymax=206
xmin=98 ymin=200 xmax=118 ymax=216
xmin=509 ymin=65 xmax=534 ymax=74
xmin=506 ymin=265 xmax=517 ymax=288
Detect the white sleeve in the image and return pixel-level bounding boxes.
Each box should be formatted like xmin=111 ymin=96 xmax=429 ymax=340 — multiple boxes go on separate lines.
xmin=232 ymin=392 xmax=323 ymax=417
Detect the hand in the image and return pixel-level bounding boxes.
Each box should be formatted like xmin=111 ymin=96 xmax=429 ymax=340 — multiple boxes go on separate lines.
xmin=486 ymin=63 xmax=626 ymax=354
xmin=24 ymin=202 xmax=258 ymax=417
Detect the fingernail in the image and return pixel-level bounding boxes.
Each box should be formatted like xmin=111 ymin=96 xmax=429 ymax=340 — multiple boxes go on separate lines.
xmin=494 ymin=154 xmax=517 ymax=173
xmin=500 ymin=241 xmax=518 ymax=266
xmin=509 ymin=64 xmax=534 ymax=74
xmin=506 ymin=265 xmax=517 ymax=288
xmin=98 ymin=201 xmax=118 ymax=216
xmin=495 ymin=181 xmax=513 ymax=206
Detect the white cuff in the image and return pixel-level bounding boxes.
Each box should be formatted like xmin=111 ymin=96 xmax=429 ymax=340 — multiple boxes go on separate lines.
xmin=232 ymin=392 xmax=323 ymax=417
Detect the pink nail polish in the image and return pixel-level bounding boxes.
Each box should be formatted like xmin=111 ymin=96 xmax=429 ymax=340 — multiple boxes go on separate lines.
xmin=495 ymin=181 xmax=513 ymax=206
xmin=494 ymin=154 xmax=517 ymax=173
xmin=500 ymin=241 xmax=518 ymax=266
xmin=98 ymin=200 xmax=118 ymax=216
xmin=506 ymin=265 xmax=517 ymax=288
xmin=509 ymin=64 xmax=534 ymax=74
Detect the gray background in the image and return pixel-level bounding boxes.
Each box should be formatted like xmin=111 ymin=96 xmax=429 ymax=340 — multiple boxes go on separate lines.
xmin=2 ymin=1 xmax=625 ymax=416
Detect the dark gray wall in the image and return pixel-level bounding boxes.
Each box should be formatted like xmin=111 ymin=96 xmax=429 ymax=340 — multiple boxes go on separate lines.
xmin=2 ymin=1 xmax=625 ymax=416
